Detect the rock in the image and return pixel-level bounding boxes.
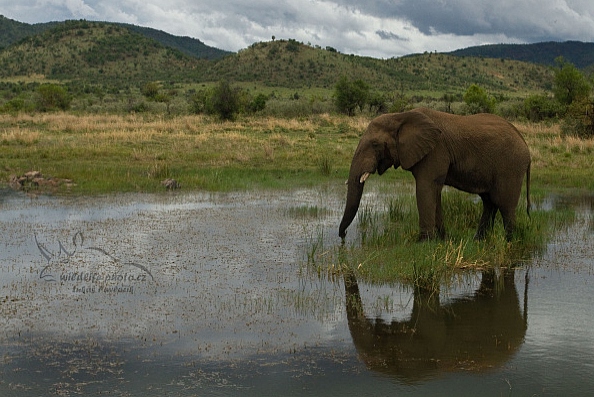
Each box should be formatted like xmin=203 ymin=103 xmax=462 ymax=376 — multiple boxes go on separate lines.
xmin=24 ymin=170 xmax=42 ymax=180
xmin=161 ymin=178 xmax=181 ymax=190
xmin=8 ymin=171 xmax=76 ymax=192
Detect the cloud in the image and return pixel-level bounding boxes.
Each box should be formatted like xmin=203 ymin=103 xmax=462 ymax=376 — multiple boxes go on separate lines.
xmin=0 ymin=0 xmax=592 ymax=58
xmin=335 ymin=0 xmax=594 ymax=42
xmin=376 ymin=30 xmax=409 ymax=42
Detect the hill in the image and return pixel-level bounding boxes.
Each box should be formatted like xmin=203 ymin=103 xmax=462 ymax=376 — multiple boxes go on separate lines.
xmin=121 ymin=24 xmax=232 ymax=60
xmin=0 ymin=20 xmax=207 ymax=83
xmin=0 ymin=15 xmax=58 ymax=49
xmin=0 ymin=15 xmax=229 ymax=60
xmin=0 ymin=18 xmax=564 ymax=96
xmin=447 ymin=41 xmax=594 ymax=69
xmin=202 ymin=39 xmax=553 ymax=94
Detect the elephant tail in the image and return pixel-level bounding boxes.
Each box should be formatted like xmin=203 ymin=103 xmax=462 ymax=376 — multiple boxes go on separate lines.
xmin=526 ymin=162 xmax=531 ymax=218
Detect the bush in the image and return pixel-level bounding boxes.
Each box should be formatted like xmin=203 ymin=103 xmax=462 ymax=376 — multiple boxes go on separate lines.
xmin=248 ymin=93 xmax=268 ymax=113
xmin=141 ymin=82 xmax=160 ymax=100
xmin=522 ymin=94 xmax=563 ymax=122
xmin=463 ymin=84 xmax=495 ymax=114
xmin=211 ymin=81 xmax=241 ymax=120
xmin=189 ymin=89 xmax=209 ymax=114
xmin=1 ymin=98 xmax=29 ymax=113
xmin=334 ymin=76 xmax=370 ymax=116
xmin=260 ymin=97 xmax=333 ymax=118
xmin=561 ymin=97 xmax=594 ymax=138
xmin=35 ymin=84 xmax=71 ymax=111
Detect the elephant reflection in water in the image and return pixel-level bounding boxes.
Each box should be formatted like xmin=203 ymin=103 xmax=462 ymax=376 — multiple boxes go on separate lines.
xmin=344 ymin=269 xmax=527 ymax=382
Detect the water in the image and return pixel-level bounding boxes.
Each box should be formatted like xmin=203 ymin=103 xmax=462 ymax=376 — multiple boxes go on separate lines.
xmin=0 ymin=187 xmax=592 ymax=396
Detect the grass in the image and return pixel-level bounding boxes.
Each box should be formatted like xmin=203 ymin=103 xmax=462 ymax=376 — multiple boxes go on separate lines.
xmin=0 ymin=112 xmax=369 ymax=194
xmin=307 ymin=189 xmax=576 ymax=287
xmin=3 ymin=113 xmax=592 ymax=195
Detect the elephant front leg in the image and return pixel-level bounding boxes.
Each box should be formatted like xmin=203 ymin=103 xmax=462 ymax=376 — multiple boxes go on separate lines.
xmin=435 ymin=191 xmax=446 ymax=239
xmin=415 ymin=180 xmax=442 ymax=241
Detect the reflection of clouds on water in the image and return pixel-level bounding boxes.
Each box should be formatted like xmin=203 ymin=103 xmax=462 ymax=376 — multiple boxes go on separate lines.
xmin=0 ymin=188 xmax=352 ymax=359
xmin=524 ymin=205 xmax=594 ymax=394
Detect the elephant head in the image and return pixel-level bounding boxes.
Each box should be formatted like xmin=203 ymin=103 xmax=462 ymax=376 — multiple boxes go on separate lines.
xmin=344 ymin=269 xmax=527 ymax=382
xmin=339 ymin=110 xmax=442 ymax=239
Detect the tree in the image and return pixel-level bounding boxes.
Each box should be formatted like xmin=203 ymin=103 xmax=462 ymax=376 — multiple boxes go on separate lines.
xmin=334 ymin=76 xmax=370 ymax=116
xmin=553 ymin=57 xmax=591 ymax=107
xmin=463 ymin=84 xmax=495 ymax=114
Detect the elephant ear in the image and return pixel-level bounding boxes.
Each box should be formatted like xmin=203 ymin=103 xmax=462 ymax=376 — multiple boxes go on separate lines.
xmin=396 ymin=110 xmax=442 ymax=170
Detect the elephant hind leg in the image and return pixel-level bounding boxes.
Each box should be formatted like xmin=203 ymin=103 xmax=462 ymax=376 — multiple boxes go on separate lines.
xmin=475 ymin=194 xmax=498 ymax=240
xmin=500 ymin=206 xmax=517 ymax=242
xmin=493 ymin=179 xmax=524 ymax=241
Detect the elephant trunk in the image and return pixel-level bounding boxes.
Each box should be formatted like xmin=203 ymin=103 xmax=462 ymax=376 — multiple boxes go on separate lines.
xmin=339 ymin=170 xmax=367 ymax=239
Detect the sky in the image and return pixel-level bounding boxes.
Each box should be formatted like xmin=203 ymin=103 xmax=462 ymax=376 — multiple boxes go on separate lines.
xmin=1 ymin=0 xmax=593 ymax=58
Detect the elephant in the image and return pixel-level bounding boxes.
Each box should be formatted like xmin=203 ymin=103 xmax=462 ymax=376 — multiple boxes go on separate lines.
xmin=338 ymin=108 xmax=531 ymax=241
xmin=344 ymin=268 xmax=528 ymax=382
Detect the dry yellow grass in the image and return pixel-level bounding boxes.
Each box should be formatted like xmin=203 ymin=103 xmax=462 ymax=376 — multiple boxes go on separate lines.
xmin=0 ymin=112 xmax=368 ymax=192
xmin=1 ymin=113 xmax=592 ymax=193
xmin=516 ymin=121 xmax=594 ymax=173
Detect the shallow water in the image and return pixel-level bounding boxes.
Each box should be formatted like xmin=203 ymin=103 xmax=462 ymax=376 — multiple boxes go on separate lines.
xmin=0 ymin=186 xmax=592 ymax=396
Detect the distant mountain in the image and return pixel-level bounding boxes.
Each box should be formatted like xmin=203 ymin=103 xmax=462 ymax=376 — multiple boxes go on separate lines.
xmin=116 ymin=23 xmax=232 ymax=60
xmin=0 ymin=20 xmax=207 ymax=82
xmin=0 ymin=15 xmax=230 ymax=60
xmin=0 ymin=15 xmax=57 ymax=48
xmin=447 ymin=41 xmax=594 ymax=69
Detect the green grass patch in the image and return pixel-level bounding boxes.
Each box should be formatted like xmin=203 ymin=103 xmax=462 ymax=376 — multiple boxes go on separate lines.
xmin=305 ymin=190 xmax=575 ymax=288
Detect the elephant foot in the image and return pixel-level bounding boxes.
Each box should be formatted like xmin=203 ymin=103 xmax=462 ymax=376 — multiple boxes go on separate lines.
xmin=474 ymin=227 xmax=489 ymax=240
xmin=418 ymin=230 xmax=446 ymax=242
xmin=418 ymin=231 xmax=434 ymax=242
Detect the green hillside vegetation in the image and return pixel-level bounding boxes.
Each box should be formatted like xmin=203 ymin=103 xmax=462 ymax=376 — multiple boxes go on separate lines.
xmin=202 ymin=39 xmax=554 ymax=95
xmin=0 ymin=20 xmax=207 ymax=83
xmin=0 ymin=21 xmax=556 ymax=96
xmin=449 ymin=41 xmax=594 ymax=69
xmin=0 ymin=15 xmax=58 ymax=49
xmin=0 ymin=15 xmax=229 ymax=60
xmin=122 ymin=23 xmax=232 ymax=60
xmin=0 ymin=18 xmax=592 ymax=128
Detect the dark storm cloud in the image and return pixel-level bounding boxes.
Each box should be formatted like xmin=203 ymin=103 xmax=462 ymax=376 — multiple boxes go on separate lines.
xmin=337 ymin=0 xmax=594 ymax=41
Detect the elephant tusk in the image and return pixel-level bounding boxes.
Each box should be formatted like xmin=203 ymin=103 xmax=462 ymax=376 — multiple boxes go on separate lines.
xmin=360 ymin=172 xmax=370 ymax=183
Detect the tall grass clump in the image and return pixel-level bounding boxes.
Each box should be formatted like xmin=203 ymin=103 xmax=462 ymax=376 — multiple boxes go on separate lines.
xmin=306 ymin=189 xmax=574 ymax=287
